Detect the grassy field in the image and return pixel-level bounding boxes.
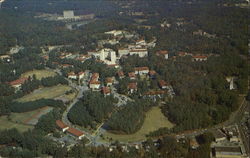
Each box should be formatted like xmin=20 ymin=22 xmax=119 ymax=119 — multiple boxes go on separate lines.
xmin=0 ymin=116 xmax=33 ymax=132
xmin=21 ymin=69 xmax=56 ymax=80
xmin=17 ymin=85 xmax=72 ymax=102
xmin=100 ymin=106 xmax=174 ymax=142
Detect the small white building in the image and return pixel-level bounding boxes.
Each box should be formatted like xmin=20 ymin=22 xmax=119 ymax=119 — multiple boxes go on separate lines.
xmin=68 ymin=72 xmax=78 ymax=80
xmin=105 ymin=30 xmax=123 ymax=37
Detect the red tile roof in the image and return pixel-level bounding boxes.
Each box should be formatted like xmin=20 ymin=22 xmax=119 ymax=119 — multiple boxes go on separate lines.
xmin=9 ymin=77 xmax=28 ymax=86
xmin=158 ymin=80 xmax=168 ymax=87
xmin=156 ymin=50 xmax=168 ymax=55
xmin=68 ymin=72 xmax=76 ymax=76
xmin=149 ymin=70 xmax=156 ymax=76
xmin=192 ymin=55 xmax=207 ymax=59
xmin=56 ymin=120 xmax=68 ymax=129
xmin=106 ymin=77 xmax=113 ymax=83
xmin=128 ymin=72 xmax=136 ymax=78
xmin=102 ymin=87 xmax=111 ymax=94
xmin=117 ymin=71 xmax=125 ymax=77
xmin=145 ymin=90 xmax=165 ymax=95
xmin=134 ymin=67 xmax=149 ymax=71
xmin=67 ymin=127 xmax=84 ymax=137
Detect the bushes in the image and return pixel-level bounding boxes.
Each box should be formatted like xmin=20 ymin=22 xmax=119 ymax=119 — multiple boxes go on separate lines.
xmin=10 ymin=99 xmax=63 ymax=113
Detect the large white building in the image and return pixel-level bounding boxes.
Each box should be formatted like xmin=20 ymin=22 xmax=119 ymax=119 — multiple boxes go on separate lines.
xmin=129 ymin=49 xmax=148 ymax=57
xmin=63 ymin=10 xmax=75 ymax=19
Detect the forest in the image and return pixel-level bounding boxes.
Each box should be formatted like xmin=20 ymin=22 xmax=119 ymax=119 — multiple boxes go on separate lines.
xmin=68 ymin=91 xmax=117 ymax=128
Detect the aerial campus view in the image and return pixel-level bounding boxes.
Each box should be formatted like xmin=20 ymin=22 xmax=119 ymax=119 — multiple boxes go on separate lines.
xmin=0 ymin=0 xmax=249 ymax=157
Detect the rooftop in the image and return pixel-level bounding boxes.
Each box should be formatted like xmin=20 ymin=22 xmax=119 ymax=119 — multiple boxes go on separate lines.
xmin=56 ymin=120 xmax=68 ymax=129
xmin=67 ymin=127 xmax=84 ymax=137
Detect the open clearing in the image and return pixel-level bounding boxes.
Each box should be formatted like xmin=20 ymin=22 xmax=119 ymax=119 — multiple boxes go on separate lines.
xmin=21 ymin=69 xmax=56 ymax=80
xmin=17 ymin=85 xmax=72 ymax=102
xmin=101 ymin=106 xmax=174 ymax=142
xmin=0 ymin=116 xmax=33 ymax=132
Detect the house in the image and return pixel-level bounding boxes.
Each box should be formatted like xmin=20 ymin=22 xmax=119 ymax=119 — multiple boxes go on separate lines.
xmin=128 ymin=82 xmax=137 ymax=94
xmin=189 ymin=137 xmax=199 ymax=149
xmin=128 ymin=72 xmax=136 ymax=80
xmin=89 ymin=73 xmax=100 ymax=90
xmin=106 ymin=77 xmax=113 ymax=86
xmin=78 ymin=71 xmax=85 ymax=80
xmin=68 ymin=72 xmax=77 ymax=80
xmin=61 ymin=64 xmax=73 ymax=68
xmin=192 ymin=55 xmax=207 ymax=61
xmin=102 ymin=87 xmax=111 ymax=96
xmin=117 ymin=71 xmax=125 ymax=79
xmin=156 ymin=50 xmax=169 ymax=59
xmin=66 ymin=127 xmax=85 ymax=140
xmin=158 ymin=80 xmax=168 ymax=89
xmin=178 ymin=51 xmax=190 ymax=57
xmin=136 ymin=39 xmax=146 ymax=46
xmin=129 ymin=49 xmax=148 ymax=57
xmin=118 ymin=48 xmax=130 ymax=58
xmin=134 ymin=67 xmax=149 ymax=75
xmin=89 ymin=80 xmax=101 ymax=90
xmin=149 ymin=70 xmax=157 ymax=79
xmin=9 ymin=77 xmax=28 ymax=90
xmin=56 ymin=120 xmax=69 ymax=132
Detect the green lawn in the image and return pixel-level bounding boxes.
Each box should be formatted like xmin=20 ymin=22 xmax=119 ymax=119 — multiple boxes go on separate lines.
xmin=0 ymin=116 xmax=33 ymax=132
xmin=17 ymin=85 xmax=72 ymax=102
xmin=21 ymin=69 xmax=56 ymax=80
xmin=100 ymin=106 xmax=174 ymax=143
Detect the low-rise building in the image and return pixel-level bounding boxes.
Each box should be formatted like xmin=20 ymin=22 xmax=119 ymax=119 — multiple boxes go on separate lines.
xmin=8 ymin=77 xmax=28 ymax=90
xmin=56 ymin=120 xmax=69 ymax=132
xmin=192 ymin=55 xmax=207 ymax=61
xmin=156 ymin=50 xmax=169 ymax=59
xmin=149 ymin=70 xmax=157 ymax=79
xmin=129 ymin=49 xmax=148 ymax=57
xmin=102 ymin=86 xmax=111 ymax=96
xmin=68 ymin=72 xmax=78 ymax=80
xmin=106 ymin=77 xmax=114 ymax=87
xmin=211 ymin=147 xmax=244 ymax=158
xmin=213 ymin=130 xmax=227 ymax=142
xmin=118 ymin=48 xmax=130 ymax=58
xmin=66 ymin=127 xmax=85 ymax=140
xmin=158 ymin=80 xmax=168 ymax=89
xmin=128 ymin=72 xmax=136 ymax=80
xmin=134 ymin=67 xmax=149 ymax=75
xmin=128 ymin=82 xmax=137 ymax=94
xmin=117 ymin=71 xmax=125 ymax=79
xmin=78 ymin=71 xmax=85 ymax=80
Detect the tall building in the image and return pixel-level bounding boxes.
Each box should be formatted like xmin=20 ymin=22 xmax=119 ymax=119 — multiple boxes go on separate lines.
xmin=110 ymin=51 xmax=116 ymax=64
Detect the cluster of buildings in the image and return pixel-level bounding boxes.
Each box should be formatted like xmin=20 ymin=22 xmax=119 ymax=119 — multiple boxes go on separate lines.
xmin=211 ymin=125 xmax=248 ymax=158
xmin=56 ymin=120 xmax=85 ymax=140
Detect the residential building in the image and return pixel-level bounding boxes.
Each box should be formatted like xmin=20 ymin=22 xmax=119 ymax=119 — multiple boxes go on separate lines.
xmin=68 ymin=72 xmax=78 ymax=80
xmin=118 ymin=48 xmax=130 ymax=58
xmin=212 ymin=130 xmax=227 ymax=143
xmin=106 ymin=77 xmax=113 ymax=87
xmin=129 ymin=49 xmax=148 ymax=57
xmin=192 ymin=55 xmax=208 ymax=61
xmin=128 ymin=72 xmax=136 ymax=80
xmin=134 ymin=67 xmax=149 ymax=75
xmin=158 ymin=80 xmax=168 ymax=89
xmin=56 ymin=120 xmax=69 ymax=132
xmin=89 ymin=73 xmax=101 ymax=90
xmin=117 ymin=71 xmax=125 ymax=79
xmin=156 ymin=50 xmax=169 ymax=59
xmin=128 ymin=82 xmax=137 ymax=94
xmin=149 ymin=70 xmax=157 ymax=79
xmin=102 ymin=87 xmax=111 ymax=96
xmin=78 ymin=71 xmax=85 ymax=80
xmin=8 ymin=77 xmax=28 ymax=90
xmin=136 ymin=39 xmax=146 ymax=46
xmin=66 ymin=127 xmax=85 ymax=140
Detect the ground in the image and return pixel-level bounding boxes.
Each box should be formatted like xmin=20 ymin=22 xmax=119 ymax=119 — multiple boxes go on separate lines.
xmin=21 ymin=69 xmax=56 ymax=80
xmin=17 ymin=85 xmax=72 ymax=102
xmin=100 ymin=106 xmax=174 ymax=143
xmin=0 ymin=106 xmax=53 ymax=132
xmin=0 ymin=116 xmax=33 ymax=132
